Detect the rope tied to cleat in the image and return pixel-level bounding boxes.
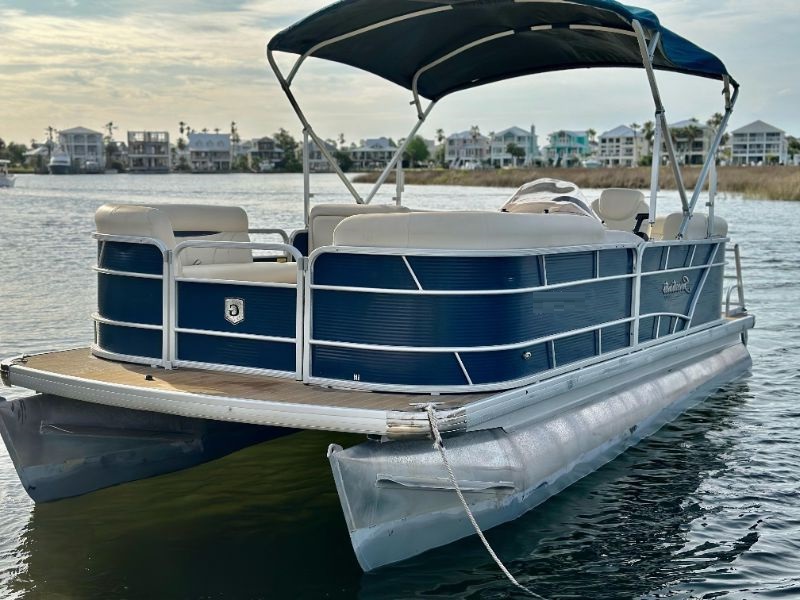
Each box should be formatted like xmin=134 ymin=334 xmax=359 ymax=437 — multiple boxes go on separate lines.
xmin=423 ymin=403 xmax=547 ymax=599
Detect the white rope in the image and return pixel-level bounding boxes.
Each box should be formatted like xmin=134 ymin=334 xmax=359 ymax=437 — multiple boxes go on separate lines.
xmin=424 ymin=404 xmax=547 ymax=599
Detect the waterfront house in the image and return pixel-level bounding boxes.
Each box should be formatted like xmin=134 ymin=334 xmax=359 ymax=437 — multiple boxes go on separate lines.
xmin=349 ymin=137 xmax=397 ymax=170
xmin=244 ymin=137 xmax=284 ymax=171
xmin=598 ymin=125 xmax=648 ymax=167
xmin=127 ymin=131 xmax=170 ymax=173
xmin=668 ymin=119 xmax=713 ymax=165
xmin=58 ymin=126 xmax=105 ymax=172
xmin=445 ymin=130 xmax=490 ymax=168
xmin=489 ymin=126 xmax=540 ymax=167
xmin=188 ymin=132 xmax=231 ymax=172
xmin=546 ymin=130 xmax=590 ymax=166
xmin=302 ymin=139 xmax=339 ymax=172
xmin=729 ymin=120 xmax=788 ymax=166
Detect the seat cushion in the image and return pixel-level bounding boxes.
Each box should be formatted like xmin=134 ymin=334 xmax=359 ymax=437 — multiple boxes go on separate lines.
xmin=591 ymin=189 xmax=649 ymax=232
xmin=180 ymin=262 xmax=298 ymax=284
xmin=333 ymin=211 xmax=607 ymax=249
xmin=308 ymin=203 xmax=411 ymax=251
xmin=651 ymin=213 xmax=728 ymax=240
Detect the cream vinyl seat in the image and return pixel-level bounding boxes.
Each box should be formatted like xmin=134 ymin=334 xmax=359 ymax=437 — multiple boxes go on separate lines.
xmin=308 ymin=203 xmax=411 ymax=251
xmin=333 ymin=211 xmax=613 ymax=249
xmin=591 ymin=189 xmax=650 ymax=235
xmin=95 ymin=203 xmax=297 ymax=283
xmin=650 ymin=213 xmax=728 ymax=240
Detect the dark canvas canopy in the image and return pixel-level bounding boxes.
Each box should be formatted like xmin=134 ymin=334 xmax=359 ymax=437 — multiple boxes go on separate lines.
xmin=269 ymin=0 xmax=735 ymax=101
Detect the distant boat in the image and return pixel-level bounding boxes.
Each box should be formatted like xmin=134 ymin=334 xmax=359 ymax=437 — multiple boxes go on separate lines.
xmin=48 ymin=147 xmax=71 ymax=174
xmin=0 ymin=159 xmax=15 ymax=188
xmin=84 ymin=160 xmax=102 ymax=174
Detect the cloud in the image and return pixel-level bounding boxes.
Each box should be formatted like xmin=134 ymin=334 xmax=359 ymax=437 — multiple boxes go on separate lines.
xmin=0 ymin=0 xmax=798 ymax=145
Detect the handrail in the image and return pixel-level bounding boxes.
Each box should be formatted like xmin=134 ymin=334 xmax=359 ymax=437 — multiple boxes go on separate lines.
xmin=93 ymin=232 xmax=172 ymax=367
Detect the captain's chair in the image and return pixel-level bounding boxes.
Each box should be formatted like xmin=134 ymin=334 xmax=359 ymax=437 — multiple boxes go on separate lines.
xmin=591 ymin=189 xmax=650 ymax=239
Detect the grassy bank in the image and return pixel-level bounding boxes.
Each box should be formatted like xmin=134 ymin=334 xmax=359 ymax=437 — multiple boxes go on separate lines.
xmin=353 ymin=166 xmax=800 ymax=201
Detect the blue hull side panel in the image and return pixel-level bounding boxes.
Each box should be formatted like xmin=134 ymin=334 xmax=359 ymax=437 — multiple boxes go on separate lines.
xmin=97 ymin=241 xmax=164 ymax=275
xmin=177 ymin=282 xmax=296 ymax=338
xmin=96 ymin=322 xmax=161 ymax=360
xmin=177 ymin=333 xmax=296 ymax=372
xmin=97 ymin=273 xmax=163 ymax=326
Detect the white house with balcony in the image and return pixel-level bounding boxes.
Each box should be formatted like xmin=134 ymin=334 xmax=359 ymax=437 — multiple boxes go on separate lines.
xmin=489 ymin=126 xmax=540 ymax=167
xmin=446 ymin=130 xmax=490 ymax=168
xmin=188 ymin=132 xmax=231 ymax=172
xmin=349 ymin=137 xmax=397 ymax=170
xmin=729 ymin=120 xmax=788 ymax=166
xmin=58 ymin=126 xmax=105 ymax=172
xmin=598 ymin=125 xmax=647 ymax=167
xmin=668 ymin=119 xmax=714 ymax=165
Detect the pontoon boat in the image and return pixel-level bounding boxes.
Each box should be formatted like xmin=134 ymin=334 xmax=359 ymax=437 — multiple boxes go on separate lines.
xmin=1 ymin=0 xmax=753 ymax=577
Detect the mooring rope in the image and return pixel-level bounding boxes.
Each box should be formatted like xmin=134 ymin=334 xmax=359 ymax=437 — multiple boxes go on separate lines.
xmin=424 ymin=404 xmax=547 ymax=599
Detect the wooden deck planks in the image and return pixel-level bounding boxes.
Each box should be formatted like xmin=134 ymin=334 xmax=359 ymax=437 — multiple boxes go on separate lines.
xmin=18 ymin=348 xmax=488 ymax=411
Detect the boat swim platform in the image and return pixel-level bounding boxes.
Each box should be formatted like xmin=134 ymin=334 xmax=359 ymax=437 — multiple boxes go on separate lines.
xmin=1 ymin=348 xmax=484 ymax=439
xmin=1 ymin=314 xmax=753 ymax=441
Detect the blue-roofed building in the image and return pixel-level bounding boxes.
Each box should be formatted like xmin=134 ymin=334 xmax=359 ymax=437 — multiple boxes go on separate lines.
xmin=489 ymin=125 xmax=540 ymax=167
xmin=349 ymin=137 xmax=397 ymax=170
xmin=546 ymin=130 xmax=590 ymax=166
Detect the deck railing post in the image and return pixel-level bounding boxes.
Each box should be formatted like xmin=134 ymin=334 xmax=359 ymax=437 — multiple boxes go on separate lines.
xmin=303 ymin=129 xmax=311 ymax=226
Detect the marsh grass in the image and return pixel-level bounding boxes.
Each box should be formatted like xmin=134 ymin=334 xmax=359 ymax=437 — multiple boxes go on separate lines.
xmin=353 ymin=166 xmax=800 ymax=200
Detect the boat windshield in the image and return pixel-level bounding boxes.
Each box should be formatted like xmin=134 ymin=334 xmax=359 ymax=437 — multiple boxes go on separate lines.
xmin=501 ymin=179 xmax=600 ymax=221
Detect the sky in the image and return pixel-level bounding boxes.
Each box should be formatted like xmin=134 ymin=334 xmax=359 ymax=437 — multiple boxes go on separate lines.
xmin=1 ymin=0 xmax=799 ymax=146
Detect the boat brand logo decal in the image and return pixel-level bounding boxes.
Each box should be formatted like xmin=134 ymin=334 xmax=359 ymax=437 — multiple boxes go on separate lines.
xmin=225 ymin=298 xmax=245 ymax=325
xmin=662 ymin=275 xmax=692 ymax=296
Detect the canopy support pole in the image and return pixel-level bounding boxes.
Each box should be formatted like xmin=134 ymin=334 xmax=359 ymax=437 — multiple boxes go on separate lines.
xmin=632 ymin=20 xmax=690 ymax=218
xmin=363 ymin=101 xmax=435 ymax=205
xmin=707 ymin=160 xmax=717 ymax=238
xmin=302 ymin=129 xmax=311 ymax=227
xmin=648 ymin=118 xmax=662 ymax=226
xmin=678 ymin=81 xmax=738 ymax=238
xmin=267 ymin=48 xmax=365 ymax=204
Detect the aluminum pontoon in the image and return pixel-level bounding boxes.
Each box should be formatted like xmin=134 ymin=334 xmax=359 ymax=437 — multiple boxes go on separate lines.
xmin=1 ymin=0 xmax=753 ymax=577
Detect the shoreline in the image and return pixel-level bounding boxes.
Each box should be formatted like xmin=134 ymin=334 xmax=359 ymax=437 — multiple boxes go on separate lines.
xmin=352 ymin=166 xmax=800 ymax=201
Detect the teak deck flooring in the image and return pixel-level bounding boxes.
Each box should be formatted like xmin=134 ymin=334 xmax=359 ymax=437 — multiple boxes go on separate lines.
xmin=18 ymin=348 xmax=489 ymax=412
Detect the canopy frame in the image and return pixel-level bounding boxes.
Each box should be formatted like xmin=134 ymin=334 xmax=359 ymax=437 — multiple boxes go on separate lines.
xmin=268 ymin=4 xmax=737 ymax=238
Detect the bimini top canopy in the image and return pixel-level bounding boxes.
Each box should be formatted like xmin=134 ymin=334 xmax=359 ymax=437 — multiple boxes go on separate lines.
xmin=268 ymin=0 xmax=736 ymax=102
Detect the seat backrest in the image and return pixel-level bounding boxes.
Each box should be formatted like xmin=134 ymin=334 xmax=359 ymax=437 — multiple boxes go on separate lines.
xmin=333 ymin=211 xmax=607 ymax=249
xmin=591 ymin=189 xmax=649 ymax=232
xmin=95 ymin=203 xmax=252 ymax=267
xmin=651 ymin=213 xmax=728 ymax=240
xmin=159 ymin=204 xmax=251 ymax=266
xmin=308 ymin=203 xmax=411 ymax=251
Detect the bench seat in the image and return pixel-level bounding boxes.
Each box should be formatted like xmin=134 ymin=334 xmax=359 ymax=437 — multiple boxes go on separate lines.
xmin=180 ymin=262 xmax=299 ymax=284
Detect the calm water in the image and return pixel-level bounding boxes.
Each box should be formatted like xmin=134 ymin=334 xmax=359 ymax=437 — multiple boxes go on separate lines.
xmin=0 ymin=174 xmax=798 ymax=599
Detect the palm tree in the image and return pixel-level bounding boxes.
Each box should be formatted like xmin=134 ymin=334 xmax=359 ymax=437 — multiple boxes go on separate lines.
xmin=587 ymin=128 xmax=597 ymax=143
xmin=684 ymin=123 xmax=703 ymax=165
xmin=179 ymin=121 xmax=186 ymax=137
xmin=435 ymin=128 xmax=445 ymax=145
xmin=337 ymin=133 xmax=346 ymax=148
xmin=213 ymin=128 xmax=220 ymax=134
